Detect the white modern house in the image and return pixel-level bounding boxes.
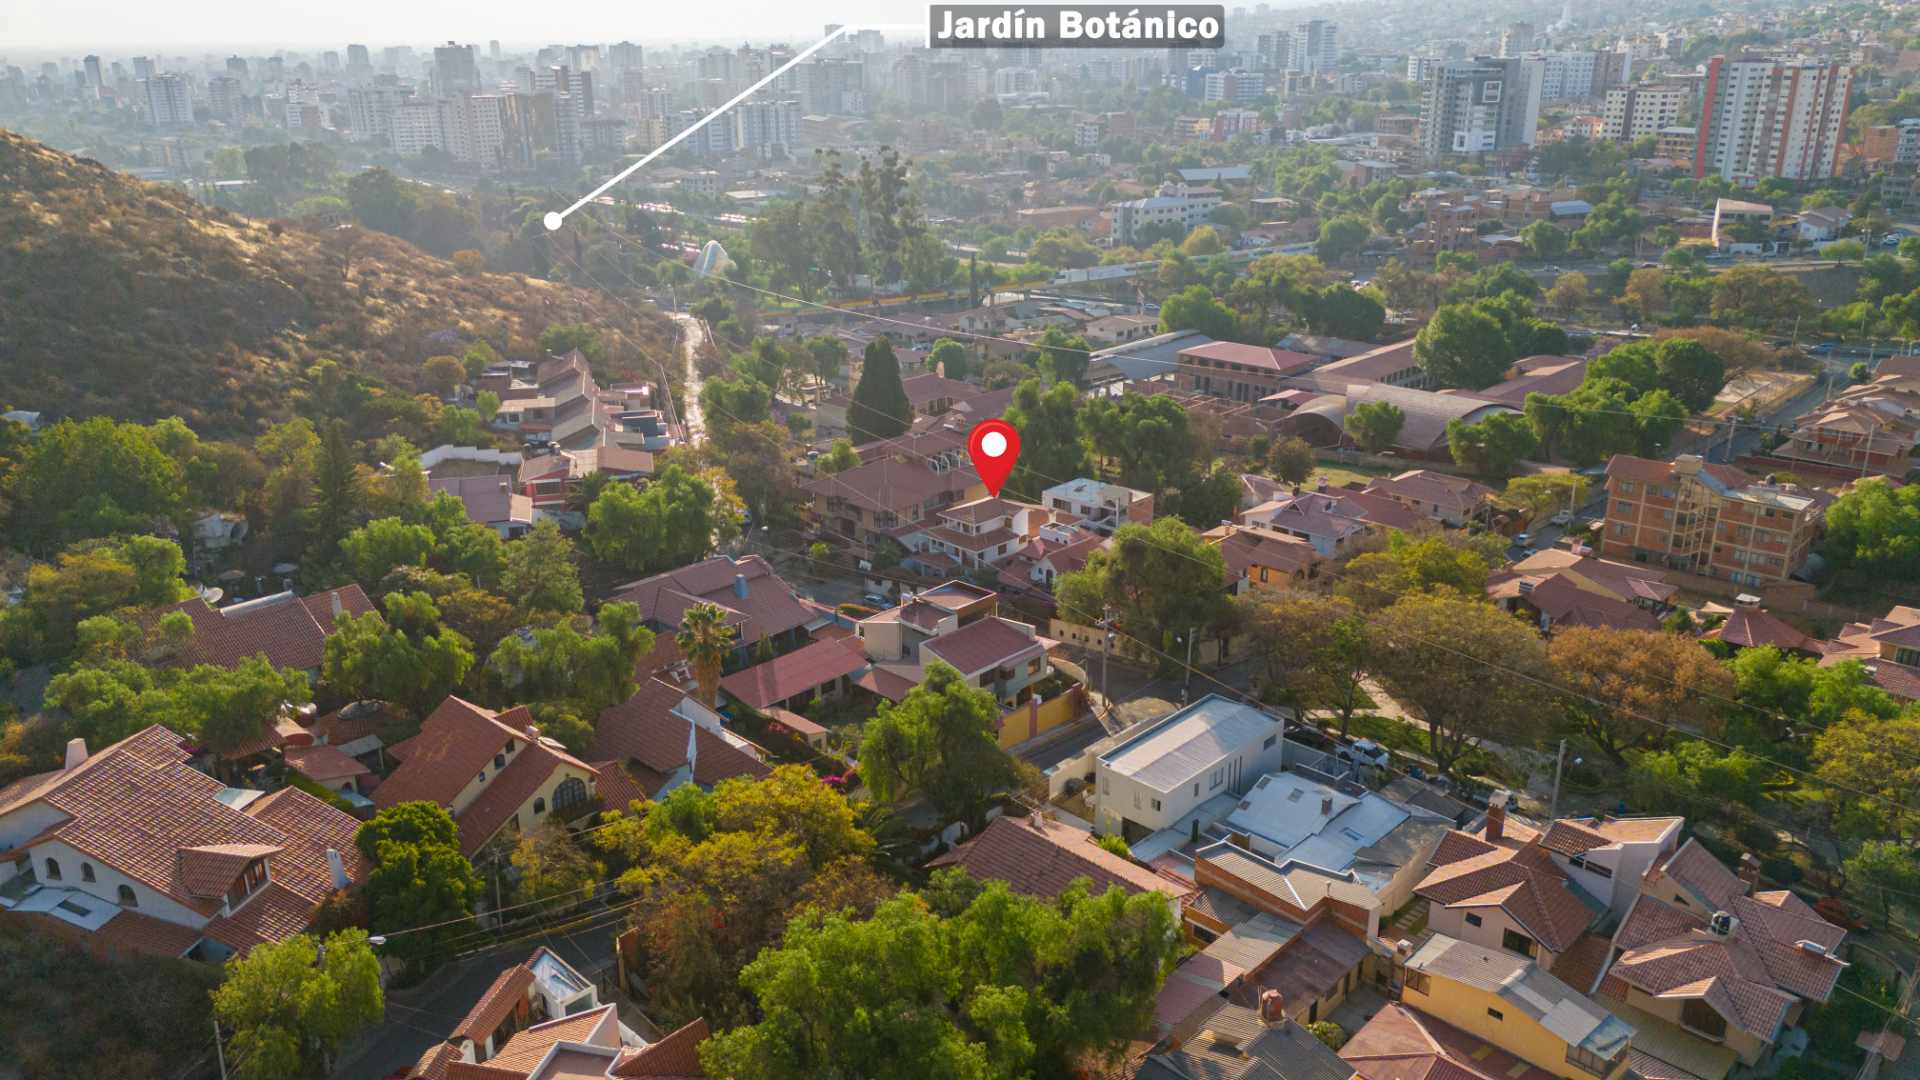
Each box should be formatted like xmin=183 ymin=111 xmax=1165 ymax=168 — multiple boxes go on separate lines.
xmin=1093 ymin=695 xmax=1289 ymax=841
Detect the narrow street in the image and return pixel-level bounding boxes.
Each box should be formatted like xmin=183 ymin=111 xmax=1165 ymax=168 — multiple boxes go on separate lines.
xmin=672 ymin=312 xmax=706 ymax=444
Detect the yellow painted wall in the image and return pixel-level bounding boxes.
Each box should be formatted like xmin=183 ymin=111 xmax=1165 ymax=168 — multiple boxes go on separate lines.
xmin=1404 ymin=975 xmax=1623 ymax=1080
xmin=997 ymin=688 xmax=1084 ymax=749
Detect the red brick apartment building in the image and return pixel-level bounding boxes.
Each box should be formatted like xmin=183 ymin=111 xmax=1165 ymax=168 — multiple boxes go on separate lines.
xmin=1600 ymin=454 xmax=1830 ymax=588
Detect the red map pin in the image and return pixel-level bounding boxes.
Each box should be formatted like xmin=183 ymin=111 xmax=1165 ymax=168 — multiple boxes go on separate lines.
xmin=967 ymin=419 xmax=1021 ymax=496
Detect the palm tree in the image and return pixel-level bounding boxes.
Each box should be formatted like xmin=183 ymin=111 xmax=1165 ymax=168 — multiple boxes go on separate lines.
xmin=676 ymin=602 xmax=735 ymax=708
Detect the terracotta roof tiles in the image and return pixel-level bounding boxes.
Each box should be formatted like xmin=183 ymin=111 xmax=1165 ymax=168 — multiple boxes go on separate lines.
xmin=928 ymin=814 xmax=1190 ymax=900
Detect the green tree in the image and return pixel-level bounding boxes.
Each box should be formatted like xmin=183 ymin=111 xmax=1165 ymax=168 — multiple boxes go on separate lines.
xmin=817 ymin=439 xmax=860 ymax=475
xmin=1316 ymin=214 xmax=1371 ymax=263
xmin=1445 ymin=412 xmax=1536 ymax=478
xmin=929 ymin=338 xmax=972 ymax=381
xmin=1369 ymin=593 xmax=1552 ymax=776
xmin=860 ymin=661 xmax=1018 ymax=826
xmin=1267 ymin=435 xmax=1316 ymax=485
xmin=1054 ymin=518 xmax=1230 ymax=646
xmin=1520 ymin=221 xmax=1571 ymax=260
xmin=1343 ymin=400 xmax=1406 ymax=452
xmin=1300 ymin=285 xmax=1386 ymax=340
xmin=585 ymin=465 xmax=724 ymax=574
xmin=1157 ymin=284 xmax=1238 ymax=339
xmin=1502 ymin=474 xmax=1589 ymax=524
xmin=1416 ymin=302 xmax=1516 ymax=390
xmin=501 ymin=520 xmax=582 ymax=615
xmin=1814 ymin=712 xmax=1920 ymax=843
xmin=849 ymin=339 xmax=911 ymax=443
xmin=212 ymin=930 xmax=383 ymax=1080
xmin=511 ymin=823 xmax=605 ymax=904
xmin=677 ymin=601 xmax=737 ymax=709
xmin=9 ymin=417 xmax=186 ymax=552
xmin=1844 ymin=840 xmax=1920 ymax=923
xmin=1180 ymin=224 xmax=1226 ymax=256
xmin=321 ymin=593 xmax=474 ymax=716
xmin=1825 ymin=478 xmax=1920 ymax=581
xmin=355 ymin=802 xmax=482 ymax=967
xmin=1034 ymin=326 xmax=1091 ymax=388
xmin=1081 ymin=392 xmax=1196 ymax=497
xmin=1003 ymin=377 xmax=1091 ymax=501
xmin=1239 ymin=592 xmax=1371 ymax=734
xmin=1549 ymin=627 xmax=1736 ymax=763
xmin=1339 ymin=532 xmax=1491 ymax=608
xmin=337 ymin=518 xmax=434 ymax=589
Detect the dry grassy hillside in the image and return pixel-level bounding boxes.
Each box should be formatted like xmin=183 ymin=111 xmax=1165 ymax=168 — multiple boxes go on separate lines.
xmin=0 ymin=128 xmax=675 ymax=435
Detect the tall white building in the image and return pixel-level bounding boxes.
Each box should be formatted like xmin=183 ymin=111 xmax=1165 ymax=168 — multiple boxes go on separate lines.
xmin=390 ymin=98 xmax=449 ymax=158
xmin=1289 ymin=19 xmax=1339 ymax=75
xmin=731 ymin=98 xmax=802 ymax=159
xmin=1109 ymin=183 xmax=1224 ymax=244
xmin=1419 ymin=56 xmax=1542 ymax=157
xmin=206 ymin=75 xmax=243 ymax=122
xmin=1693 ymin=57 xmax=1854 ymax=181
xmin=446 ymin=94 xmax=511 ymax=168
xmin=1601 ymin=82 xmax=1691 ymax=142
xmin=346 ymin=81 xmax=412 ymax=142
xmin=143 ymin=73 xmax=193 ymax=127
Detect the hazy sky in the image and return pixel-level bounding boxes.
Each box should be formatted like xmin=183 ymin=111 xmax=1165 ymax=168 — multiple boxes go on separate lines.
xmin=3 ymin=1 xmax=947 ymax=52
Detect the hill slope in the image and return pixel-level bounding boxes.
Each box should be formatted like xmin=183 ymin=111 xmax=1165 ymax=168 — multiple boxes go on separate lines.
xmin=0 ymin=128 xmax=675 ymax=435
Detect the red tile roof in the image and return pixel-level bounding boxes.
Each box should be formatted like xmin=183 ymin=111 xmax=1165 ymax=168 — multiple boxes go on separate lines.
xmin=612 ymin=1018 xmax=710 ymax=1076
xmin=8 ymin=727 xmax=366 ymax=953
xmin=920 ymin=617 xmax=1046 ymax=675
xmin=446 ymin=1005 xmax=623 ymax=1079
xmin=592 ymin=680 xmax=770 ymax=795
xmin=1705 ymin=608 xmax=1816 ymax=653
xmin=610 ymin=556 xmax=814 ymax=644
xmin=454 ymin=963 xmax=536 ymax=1043
xmin=454 ymin=741 xmax=598 ymax=856
xmin=719 ymin=636 xmax=869 ymax=710
xmin=1342 ymin=1002 xmax=1559 ymax=1080
xmin=928 ymin=814 xmax=1190 ymax=900
xmin=1178 ymin=340 xmax=1319 ymax=376
xmin=282 ymin=743 xmax=371 ymax=783
xmin=154 ymin=585 xmax=375 ymax=672
xmin=1417 ymin=834 xmax=1596 ymax=953
xmin=376 ymin=697 xmax=539 ymax=810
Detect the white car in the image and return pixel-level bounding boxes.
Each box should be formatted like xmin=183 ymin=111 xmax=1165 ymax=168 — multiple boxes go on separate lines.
xmin=1550 ymin=510 xmax=1574 ymax=526
xmin=1338 ymin=739 xmax=1390 ymax=770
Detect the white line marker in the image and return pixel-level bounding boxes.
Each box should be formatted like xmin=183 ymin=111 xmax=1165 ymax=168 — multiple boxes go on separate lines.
xmin=545 ymin=23 xmax=914 ymax=230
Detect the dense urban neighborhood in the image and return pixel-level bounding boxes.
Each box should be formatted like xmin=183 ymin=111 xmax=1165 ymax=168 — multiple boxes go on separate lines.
xmin=10 ymin=0 xmax=1920 ymax=1077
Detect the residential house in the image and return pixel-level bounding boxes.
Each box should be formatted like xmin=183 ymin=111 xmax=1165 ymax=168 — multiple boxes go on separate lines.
xmin=1776 ymin=376 xmax=1920 ymax=477
xmin=1488 ymin=550 xmax=1679 ymax=634
xmin=930 ymin=813 xmax=1191 ymax=906
xmin=403 ymin=947 xmax=699 ymax=1078
xmin=1390 ymin=934 xmax=1638 ymax=1080
xmin=1589 ymin=839 xmax=1847 ymax=1074
xmin=1204 ymin=524 xmax=1325 ymax=595
xmin=1083 ymin=314 xmax=1160 ymax=347
xmin=718 ymin=635 xmax=870 ymax=712
xmin=0 ymin=727 xmax=365 ymax=961
xmin=429 ymin=474 xmax=535 ymax=538
xmin=151 ymin=585 xmax=375 ymax=678
xmin=608 ymin=555 xmax=819 ymax=669
xmin=905 ymin=496 xmax=1067 ymax=572
xmin=1176 ymin=341 xmax=1321 ymax=403
xmin=901 ymin=373 xmax=980 ymax=417
xmin=409 ymin=1000 xmax=706 ymax=1079
xmin=1702 ymin=607 xmax=1820 ymax=654
xmin=1796 ymin=206 xmax=1853 ymax=242
xmin=1364 ymin=469 xmax=1495 ymax=527
xmin=1415 ymin=792 xmax=1606 ymax=976
xmin=1534 ymin=814 xmax=1685 ymax=920
xmin=1600 ymin=455 xmax=1830 ymax=588
xmin=1135 ymin=998 xmax=1357 ymax=1080
xmin=590 ymin=679 xmax=770 ymax=807
xmin=1819 ymin=604 xmax=1920 ymax=701
xmin=1240 ymin=485 xmax=1423 ymax=558
xmin=998 ymin=522 xmax=1107 ymax=590
xmin=804 ymin=432 xmax=986 ymax=548
xmin=280 ymin=744 xmax=372 ymax=800
xmin=1710 ymin=198 xmax=1773 ymax=251
xmin=373 ymin=698 xmax=600 ymax=857
xmin=1038 ymin=478 xmax=1154 ymax=537
xmin=1093 ymin=695 xmax=1291 ymax=841
xmin=852 ymin=582 xmax=1059 ymax=711
xmin=1345 ymin=1002 xmax=1573 ymax=1080
xmin=515 ymin=446 xmax=654 ymax=517
xmin=1151 ymin=840 xmax=1379 ymax=1035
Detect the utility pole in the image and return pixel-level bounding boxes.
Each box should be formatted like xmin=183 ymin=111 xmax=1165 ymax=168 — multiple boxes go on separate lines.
xmin=213 ymin=1018 xmax=228 ymax=1080
xmin=1549 ymin=738 xmax=1568 ymax=820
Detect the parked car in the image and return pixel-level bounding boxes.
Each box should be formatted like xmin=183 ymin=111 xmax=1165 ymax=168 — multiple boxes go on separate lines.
xmin=862 ymin=592 xmax=891 ymax=607
xmin=1338 ymin=738 xmax=1390 ymax=770
xmin=1511 ymin=532 xmax=1532 ymax=547
xmin=1550 ymin=510 xmax=1573 ymax=526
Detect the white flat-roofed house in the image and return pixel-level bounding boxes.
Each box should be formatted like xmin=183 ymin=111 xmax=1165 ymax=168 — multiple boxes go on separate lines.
xmin=1094 ymin=695 xmax=1290 ymax=841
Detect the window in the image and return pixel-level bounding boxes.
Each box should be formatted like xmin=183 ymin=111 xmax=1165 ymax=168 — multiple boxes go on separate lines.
xmin=1681 ymin=999 xmax=1727 ymax=1041
xmin=1151 ymin=798 xmax=1162 ymax=812
xmin=43 ymin=858 xmax=60 ymax=881
xmin=80 ymin=863 xmax=95 ymax=883
xmin=1263 ymin=734 xmax=1277 ymax=749
xmin=1502 ymin=928 xmax=1535 ymax=956
xmin=533 ymin=797 xmax=547 ymax=815
xmin=118 ymin=885 xmax=137 ymax=907
xmin=476 ymin=770 xmax=487 ymax=784
xmin=1464 ymin=912 xmax=1483 ymax=927
xmin=1210 ymin=767 xmax=1223 ymax=790
xmin=1487 ymin=1007 xmax=1504 ymax=1021
xmin=553 ymin=777 xmax=589 ymax=813
xmin=495 ymin=753 xmax=507 ymax=769
xmin=1404 ymin=970 xmax=1431 ymax=994
xmin=1569 ymin=854 xmax=1613 ymax=879
xmin=1566 ymin=1045 xmax=1615 ymax=1077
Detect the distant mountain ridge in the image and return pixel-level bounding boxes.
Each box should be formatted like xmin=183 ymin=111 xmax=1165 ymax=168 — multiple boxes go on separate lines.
xmin=0 ymin=128 xmax=673 ymax=435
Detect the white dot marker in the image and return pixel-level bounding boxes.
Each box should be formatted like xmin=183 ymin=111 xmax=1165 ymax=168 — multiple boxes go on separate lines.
xmin=543 ymin=211 xmax=564 ymax=232
xmin=981 ymin=430 xmax=1008 ymax=458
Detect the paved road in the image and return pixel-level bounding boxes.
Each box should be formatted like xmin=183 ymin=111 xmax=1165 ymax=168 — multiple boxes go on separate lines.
xmin=331 ymin=917 xmax=620 ymax=1080
xmin=673 ymin=313 xmax=706 ymax=444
